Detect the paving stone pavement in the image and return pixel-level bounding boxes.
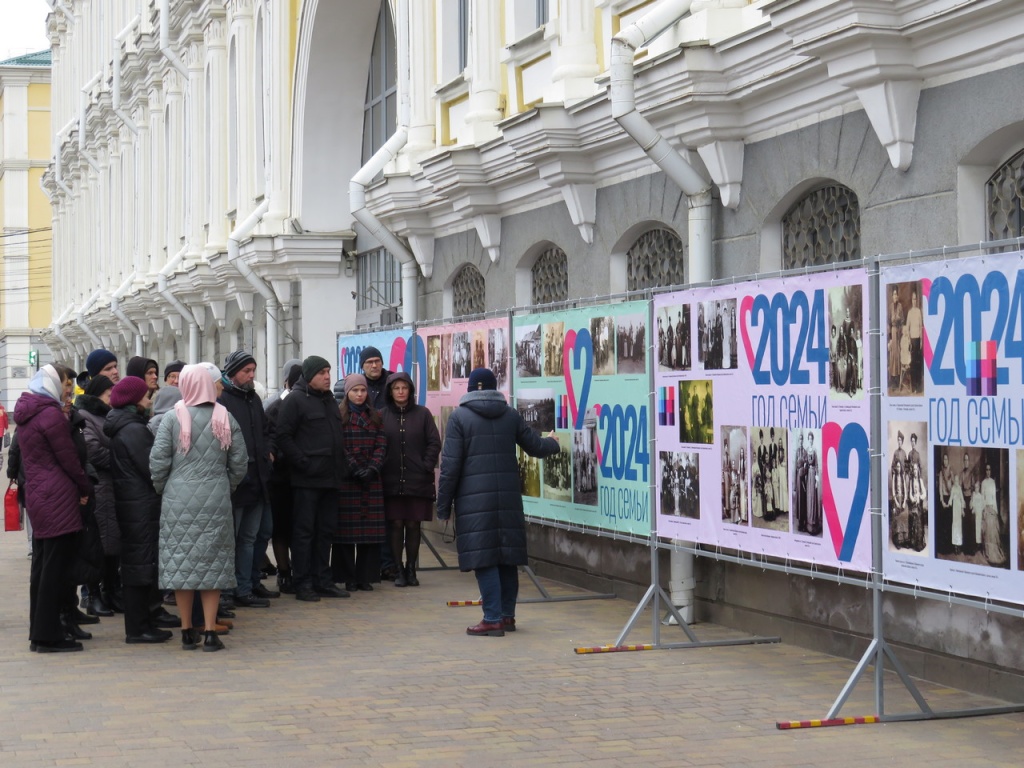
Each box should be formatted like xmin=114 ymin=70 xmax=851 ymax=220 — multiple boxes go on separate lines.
xmin=1 ymin=531 xmax=1022 ymax=767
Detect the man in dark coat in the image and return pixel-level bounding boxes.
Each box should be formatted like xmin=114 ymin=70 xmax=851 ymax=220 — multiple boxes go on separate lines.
xmin=436 ymin=367 xmax=559 ymax=637
xmin=358 ymin=345 xmax=397 ymax=578
xmin=275 ymin=355 xmax=350 ymax=601
xmin=219 ymin=349 xmax=278 ymax=607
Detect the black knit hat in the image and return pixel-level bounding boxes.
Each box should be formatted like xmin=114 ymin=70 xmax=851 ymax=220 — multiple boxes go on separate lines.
xmin=223 ymin=349 xmax=257 ymax=378
xmin=301 ymin=355 xmax=331 ymax=383
xmin=359 ymin=346 xmax=383 ymax=367
xmin=84 ymin=375 xmax=114 ymax=398
xmin=467 ymin=368 xmax=497 ymax=392
xmin=163 ymin=360 xmax=186 ymax=381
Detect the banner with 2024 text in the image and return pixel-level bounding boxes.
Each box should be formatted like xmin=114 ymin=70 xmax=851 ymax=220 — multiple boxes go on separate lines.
xmin=337 ymin=328 xmax=427 ymax=406
xmin=512 ymin=302 xmax=652 ymax=537
xmin=653 ymin=269 xmax=873 ymax=571
xmin=882 ymin=251 xmax=1024 ymax=604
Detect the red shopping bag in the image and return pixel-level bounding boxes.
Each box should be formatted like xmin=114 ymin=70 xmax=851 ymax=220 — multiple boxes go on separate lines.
xmin=4 ymin=481 xmax=21 ymax=532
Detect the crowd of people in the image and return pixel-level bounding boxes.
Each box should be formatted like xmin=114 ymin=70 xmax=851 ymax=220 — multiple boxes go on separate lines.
xmin=8 ymin=345 xmax=450 ymax=653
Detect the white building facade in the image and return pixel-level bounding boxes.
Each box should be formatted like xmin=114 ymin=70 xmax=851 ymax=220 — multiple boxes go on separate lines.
xmin=45 ymin=0 xmax=1024 ymax=692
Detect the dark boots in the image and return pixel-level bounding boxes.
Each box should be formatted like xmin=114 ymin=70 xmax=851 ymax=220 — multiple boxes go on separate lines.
xmin=181 ymin=628 xmax=200 ymax=650
xmin=394 ymin=565 xmax=419 ymax=587
xmin=394 ymin=567 xmax=408 ymax=587
xmin=202 ymin=630 xmax=225 ymax=652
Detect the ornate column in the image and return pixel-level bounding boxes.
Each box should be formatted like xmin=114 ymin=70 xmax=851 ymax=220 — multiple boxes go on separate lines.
xmin=204 ymin=14 xmax=228 ymax=252
xmin=186 ymin=39 xmax=206 ymax=256
xmin=229 ymin=0 xmax=257 ymax=215
xmin=464 ymin=0 xmax=503 ymax=144
xmin=550 ymin=0 xmax=600 ymax=104
xmin=406 ymin=0 xmax=436 ymax=155
xmin=148 ymin=84 xmax=166 ymax=274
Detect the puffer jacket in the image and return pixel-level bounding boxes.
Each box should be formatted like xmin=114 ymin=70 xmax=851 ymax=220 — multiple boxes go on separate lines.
xmin=275 ymin=376 xmax=348 ymax=488
xmin=76 ymin=395 xmax=120 ymax=555
xmin=12 ymin=392 xmax=93 ymax=539
xmin=435 ymin=390 xmax=559 ymax=571
xmin=105 ymin=405 xmax=160 ymax=586
xmin=151 ymin=404 xmax=248 ymax=590
xmin=381 ymin=371 xmax=440 ymax=500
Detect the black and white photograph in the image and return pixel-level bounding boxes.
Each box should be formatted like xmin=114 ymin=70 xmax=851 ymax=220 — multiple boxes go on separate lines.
xmin=543 ymin=321 xmax=565 ymax=377
xmin=721 ymin=426 xmax=748 ymax=525
xmin=791 ymin=428 xmax=823 ymax=537
xmin=518 ymin=451 xmax=541 ymax=498
xmin=515 ymin=323 xmax=542 ymax=378
xmin=1017 ymin=450 xmax=1024 ymax=572
xmin=829 ymin=284 xmax=865 ymax=400
xmin=886 ymin=280 xmax=925 ymax=397
xmin=426 ymin=335 xmax=441 ymax=392
xmin=451 ymin=331 xmax=471 ymax=380
xmin=542 ymin=442 xmax=573 ymax=502
xmin=488 ymin=327 xmax=509 ymax=390
xmin=660 ymin=450 xmax=700 ymax=519
xmin=678 ymin=379 xmax=714 ymax=445
xmin=573 ymin=419 xmax=599 ymax=507
xmin=440 ymin=334 xmax=453 ymax=391
xmin=616 ymin=313 xmax=646 ymax=375
xmin=472 ymin=329 xmax=487 ymax=371
xmin=750 ymin=426 xmax=789 ymax=531
xmin=935 ymin=446 xmax=1008 ymax=568
xmin=516 ymin=388 xmax=556 ymax=433
xmin=887 ymin=422 xmax=928 ymax=554
xmin=698 ymin=299 xmax=738 ymax=371
xmin=436 ymin=405 xmax=453 ymax=449
xmin=590 ymin=316 xmax=615 ymax=376
xmin=657 ymin=304 xmax=691 ymax=372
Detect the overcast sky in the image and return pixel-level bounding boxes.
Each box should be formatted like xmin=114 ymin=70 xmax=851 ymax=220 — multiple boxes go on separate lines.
xmin=0 ymin=0 xmax=51 ymax=62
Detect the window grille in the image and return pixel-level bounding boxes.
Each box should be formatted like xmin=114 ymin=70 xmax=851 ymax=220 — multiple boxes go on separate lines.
xmin=531 ymin=246 xmax=568 ymax=305
xmin=452 ymin=264 xmax=486 ymax=316
xmin=627 ymin=228 xmax=685 ymax=291
xmin=986 ymin=149 xmax=1024 ymax=242
xmin=782 ymin=185 xmax=860 ymax=269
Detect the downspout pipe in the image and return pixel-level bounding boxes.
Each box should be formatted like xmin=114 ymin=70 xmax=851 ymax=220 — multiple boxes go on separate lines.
xmin=112 ymin=17 xmax=142 ymax=134
xmin=611 ymin=0 xmax=708 ymax=622
xmin=159 ymin=247 xmax=201 ymax=362
xmin=79 ymin=72 xmax=103 ymax=172
xmin=610 ymin=0 xmax=713 ymax=284
xmin=349 ymin=129 xmax=420 ymax=324
xmin=227 ymin=200 xmax=279 ymax=391
xmin=111 ymin=272 xmax=144 ymax=355
xmin=75 ymin=291 xmax=103 ymax=348
xmin=159 ymin=0 xmax=189 ymax=78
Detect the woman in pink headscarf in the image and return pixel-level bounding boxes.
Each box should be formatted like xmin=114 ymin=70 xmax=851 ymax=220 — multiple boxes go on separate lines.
xmin=150 ymin=364 xmax=247 ymax=652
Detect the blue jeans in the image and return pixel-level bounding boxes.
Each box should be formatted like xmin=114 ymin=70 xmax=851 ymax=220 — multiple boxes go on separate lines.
xmin=233 ymin=500 xmax=268 ymax=597
xmin=252 ymin=500 xmax=274 ymax=585
xmin=474 ymin=564 xmax=519 ymax=624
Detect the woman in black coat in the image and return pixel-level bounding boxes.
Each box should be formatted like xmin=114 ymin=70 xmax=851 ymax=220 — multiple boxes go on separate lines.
xmin=436 ymin=368 xmax=559 ymax=637
xmin=104 ymin=377 xmax=172 ymax=645
xmin=381 ymin=371 xmax=440 ymax=587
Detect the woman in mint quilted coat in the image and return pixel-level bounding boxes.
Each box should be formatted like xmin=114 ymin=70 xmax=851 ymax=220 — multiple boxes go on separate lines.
xmin=151 ymin=364 xmax=247 ymax=652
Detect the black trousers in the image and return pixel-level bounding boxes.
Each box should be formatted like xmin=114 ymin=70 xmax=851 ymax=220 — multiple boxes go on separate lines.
xmin=331 ymin=542 xmax=381 ymax=585
xmin=30 ymin=532 xmax=78 ymax=643
xmin=122 ymin=584 xmax=158 ymax=637
xmin=291 ymin=487 xmax=337 ymax=591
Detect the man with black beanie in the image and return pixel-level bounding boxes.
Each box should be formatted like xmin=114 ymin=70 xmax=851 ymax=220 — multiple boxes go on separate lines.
xmin=359 ymin=347 xmax=392 ymax=410
xmin=275 ymin=355 xmax=350 ymax=601
xmin=163 ymin=360 xmax=185 ymax=387
xmin=219 ymin=349 xmax=277 ymax=607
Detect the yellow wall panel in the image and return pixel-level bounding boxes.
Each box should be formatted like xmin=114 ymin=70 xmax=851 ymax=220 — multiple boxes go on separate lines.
xmin=28 ymin=111 xmax=51 ymax=159
xmin=27 ymin=168 xmax=52 ymax=329
xmin=27 ymin=82 xmax=50 ymax=109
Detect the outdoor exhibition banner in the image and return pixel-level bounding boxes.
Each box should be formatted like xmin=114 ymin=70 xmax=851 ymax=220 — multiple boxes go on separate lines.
xmin=337 ymin=328 xmax=427 ymax=406
xmin=882 ymin=251 xmax=1024 ymax=603
xmin=512 ymin=302 xmax=651 ymax=537
xmin=417 ymin=316 xmax=512 ymax=444
xmin=653 ymin=269 xmax=873 ymax=572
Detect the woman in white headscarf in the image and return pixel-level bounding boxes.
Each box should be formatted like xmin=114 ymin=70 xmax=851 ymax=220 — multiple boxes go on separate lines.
xmin=150 ymin=364 xmax=247 ymax=652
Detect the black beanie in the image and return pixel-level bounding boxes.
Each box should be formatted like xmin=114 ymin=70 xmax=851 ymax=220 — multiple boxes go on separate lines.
xmin=302 ymin=355 xmax=331 ymax=383
xmin=84 ymin=375 xmax=114 ymax=398
xmin=467 ymin=368 xmax=497 ymax=392
xmin=359 ymin=346 xmax=383 ymax=367
xmin=223 ymin=349 xmax=257 ymax=378
xmin=163 ymin=360 xmax=186 ymax=381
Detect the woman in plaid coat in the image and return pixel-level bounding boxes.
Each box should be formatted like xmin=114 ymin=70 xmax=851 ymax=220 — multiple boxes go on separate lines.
xmin=332 ymin=373 xmax=387 ymax=591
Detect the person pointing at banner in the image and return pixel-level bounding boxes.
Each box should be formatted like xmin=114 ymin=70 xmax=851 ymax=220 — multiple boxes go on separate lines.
xmin=436 ymin=367 xmax=559 ymax=637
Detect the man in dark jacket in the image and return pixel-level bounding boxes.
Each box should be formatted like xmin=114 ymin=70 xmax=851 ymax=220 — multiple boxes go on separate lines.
xmin=360 ymin=346 xmax=392 ymax=410
xmin=436 ymin=367 xmax=559 ymax=637
xmin=219 ymin=350 xmax=278 ymax=607
xmin=275 ymin=355 xmax=350 ymax=601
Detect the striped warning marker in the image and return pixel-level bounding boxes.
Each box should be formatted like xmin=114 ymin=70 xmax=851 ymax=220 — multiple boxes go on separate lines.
xmin=574 ymin=644 xmax=655 ymax=654
xmin=446 ymin=600 xmax=483 ymax=606
xmin=776 ymin=716 xmax=879 ymax=730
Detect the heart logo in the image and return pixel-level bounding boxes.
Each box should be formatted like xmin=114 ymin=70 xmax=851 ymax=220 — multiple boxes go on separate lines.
xmin=739 ymin=295 xmax=756 ymax=371
xmin=821 ymin=421 xmax=870 ymax=563
xmin=563 ymin=328 xmax=594 ymax=430
xmin=919 ymin=278 xmax=933 ymax=370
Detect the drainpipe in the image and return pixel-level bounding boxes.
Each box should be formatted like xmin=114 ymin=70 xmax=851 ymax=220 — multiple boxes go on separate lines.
xmin=159 ymin=0 xmax=189 ymax=78
xmin=159 ymin=247 xmax=201 ymax=362
xmin=75 ymin=291 xmax=104 ymax=348
xmin=112 ymin=17 xmax=142 ymax=134
xmin=610 ymin=0 xmax=713 ymax=283
xmin=227 ymin=200 xmax=279 ymax=391
xmin=79 ymin=72 xmax=103 ymax=173
xmin=611 ymin=0 xmax=710 ymax=621
xmin=111 ymin=272 xmax=144 ymax=356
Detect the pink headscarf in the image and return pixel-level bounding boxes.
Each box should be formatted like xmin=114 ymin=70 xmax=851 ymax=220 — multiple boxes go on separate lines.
xmin=173 ymin=364 xmax=233 ymax=454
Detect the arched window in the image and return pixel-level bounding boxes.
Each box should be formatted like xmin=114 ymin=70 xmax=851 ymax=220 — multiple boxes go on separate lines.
xmin=531 ymin=246 xmax=568 ymax=305
xmin=627 ymin=228 xmax=685 ymax=291
xmin=782 ymin=184 xmax=860 ymax=269
xmin=987 ymin=149 xmax=1024 ymax=241
xmin=452 ymin=264 xmax=486 ymax=317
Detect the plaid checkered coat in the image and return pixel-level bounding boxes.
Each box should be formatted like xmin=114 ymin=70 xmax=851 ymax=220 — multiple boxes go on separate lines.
xmin=334 ymin=406 xmax=387 ymax=543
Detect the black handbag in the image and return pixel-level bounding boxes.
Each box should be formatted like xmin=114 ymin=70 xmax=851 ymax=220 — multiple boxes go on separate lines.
xmin=68 ymin=499 xmax=104 ymax=586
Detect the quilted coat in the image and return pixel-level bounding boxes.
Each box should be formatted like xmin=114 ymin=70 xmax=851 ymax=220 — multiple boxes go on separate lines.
xmin=335 ymin=405 xmax=387 ymax=544
xmin=105 ymin=405 xmax=161 ymax=586
xmin=12 ymin=392 xmax=93 ymax=539
xmin=435 ymin=390 xmax=559 ymax=571
xmin=150 ymin=404 xmax=248 ymax=590
xmin=76 ymin=395 xmax=120 ymax=555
